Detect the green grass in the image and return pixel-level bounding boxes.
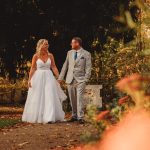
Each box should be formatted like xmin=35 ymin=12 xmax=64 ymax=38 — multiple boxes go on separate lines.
xmin=0 ymin=119 xmax=21 ymax=128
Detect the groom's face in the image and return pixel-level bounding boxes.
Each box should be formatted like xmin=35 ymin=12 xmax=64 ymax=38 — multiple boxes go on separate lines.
xmin=71 ymin=39 xmax=80 ymax=49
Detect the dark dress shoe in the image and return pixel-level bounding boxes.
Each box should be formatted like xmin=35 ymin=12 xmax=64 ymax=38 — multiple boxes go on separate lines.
xmin=48 ymin=121 xmax=55 ymax=124
xmin=68 ymin=117 xmax=78 ymax=122
xmin=78 ymin=119 xmax=85 ymax=124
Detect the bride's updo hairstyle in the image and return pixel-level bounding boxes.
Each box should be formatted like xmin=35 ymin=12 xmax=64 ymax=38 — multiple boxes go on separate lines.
xmin=36 ymin=39 xmax=50 ymax=56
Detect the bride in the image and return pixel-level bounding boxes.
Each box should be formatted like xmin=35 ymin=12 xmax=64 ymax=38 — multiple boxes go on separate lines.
xmin=22 ymin=39 xmax=66 ymax=123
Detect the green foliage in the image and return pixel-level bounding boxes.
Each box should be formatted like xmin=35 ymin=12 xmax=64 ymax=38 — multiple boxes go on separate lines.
xmin=90 ymin=38 xmax=121 ymax=102
xmin=84 ymin=104 xmax=108 ymax=141
xmin=0 ymin=119 xmax=21 ymax=128
xmin=85 ymin=103 xmax=123 ymax=141
xmin=80 ymin=131 xmax=100 ymax=144
xmin=90 ymin=0 xmax=150 ymax=103
xmin=85 ymin=0 xmax=150 ymax=144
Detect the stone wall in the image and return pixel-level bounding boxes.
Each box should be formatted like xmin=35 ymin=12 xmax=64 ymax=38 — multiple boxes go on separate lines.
xmin=84 ymin=85 xmax=102 ymax=108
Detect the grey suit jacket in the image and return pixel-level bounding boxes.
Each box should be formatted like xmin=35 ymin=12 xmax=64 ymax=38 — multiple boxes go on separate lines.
xmin=58 ymin=48 xmax=92 ymax=84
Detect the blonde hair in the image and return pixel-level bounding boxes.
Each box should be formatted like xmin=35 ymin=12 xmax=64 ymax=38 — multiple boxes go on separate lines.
xmin=36 ymin=39 xmax=50 ymax=55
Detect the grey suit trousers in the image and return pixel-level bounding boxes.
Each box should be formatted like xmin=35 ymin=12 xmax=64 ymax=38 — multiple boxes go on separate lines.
xmin=67 ymin=79 xmax=86 ymax=119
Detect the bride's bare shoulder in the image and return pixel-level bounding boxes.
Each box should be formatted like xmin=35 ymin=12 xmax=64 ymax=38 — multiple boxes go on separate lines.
xmin=48 ymin=53 xmax=54 ymax=58
xmin=32 ymin=53 xmax=39 ymax=60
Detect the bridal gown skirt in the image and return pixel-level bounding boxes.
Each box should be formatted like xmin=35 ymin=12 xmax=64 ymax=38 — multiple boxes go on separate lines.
xmin=22 ymin=68 xmax=66 ymax=123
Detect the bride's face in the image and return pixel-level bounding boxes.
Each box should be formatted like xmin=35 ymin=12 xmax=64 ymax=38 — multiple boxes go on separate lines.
xmin=41 ymin=41 xmax=49 ymax=52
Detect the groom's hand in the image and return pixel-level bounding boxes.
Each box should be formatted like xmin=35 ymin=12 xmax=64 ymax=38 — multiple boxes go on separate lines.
xmin=57 ymin=80 xmax=63 ymax=84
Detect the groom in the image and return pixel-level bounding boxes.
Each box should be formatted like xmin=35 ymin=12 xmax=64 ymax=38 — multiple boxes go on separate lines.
xmin=58 ymin=37 xmax=92 ymax=124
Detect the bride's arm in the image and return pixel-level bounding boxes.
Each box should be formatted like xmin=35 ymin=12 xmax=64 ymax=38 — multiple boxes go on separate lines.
xmin=28 ymin=54 xmax=37 ymax=87
xmin=50 ymin=54 xmax=59 ymax=79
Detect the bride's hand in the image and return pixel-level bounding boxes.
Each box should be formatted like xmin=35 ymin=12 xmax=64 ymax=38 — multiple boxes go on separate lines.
xmin=28 ymin=81 xmax=32 ymax=88
xmin=57 ymin=80 xmax=63 ymax=84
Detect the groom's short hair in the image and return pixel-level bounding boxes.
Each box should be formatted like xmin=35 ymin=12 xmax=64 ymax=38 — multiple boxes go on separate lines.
xmin=72 ymin=37 xmax=82 ymax=46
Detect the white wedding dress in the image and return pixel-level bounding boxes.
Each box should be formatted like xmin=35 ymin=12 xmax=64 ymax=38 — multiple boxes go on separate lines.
xmin=22 ymin=58 xmax=66 ymax=123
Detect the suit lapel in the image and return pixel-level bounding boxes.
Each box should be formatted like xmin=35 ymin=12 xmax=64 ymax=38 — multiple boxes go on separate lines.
xmin=70 ymin=50 xmax=76 ymax=66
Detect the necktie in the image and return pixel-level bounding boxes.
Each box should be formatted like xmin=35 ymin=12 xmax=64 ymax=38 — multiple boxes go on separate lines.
xmin=74 ymin=51 xmax=78 ymax=60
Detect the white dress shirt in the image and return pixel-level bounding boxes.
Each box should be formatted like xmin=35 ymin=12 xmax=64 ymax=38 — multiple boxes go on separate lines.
xmin=72 ymin=48 xmax=82 ymax=60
